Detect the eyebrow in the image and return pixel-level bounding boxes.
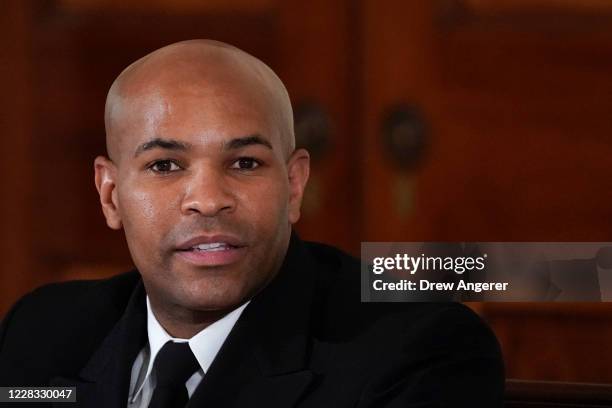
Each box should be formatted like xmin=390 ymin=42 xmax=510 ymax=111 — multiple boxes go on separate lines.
xmin=134 ymin=138 xmax=190 ymax=158
xmin=225 ymin=134 xmax=273 ymax=151
xmin=133 ymin=134 xmax=273 ymax=158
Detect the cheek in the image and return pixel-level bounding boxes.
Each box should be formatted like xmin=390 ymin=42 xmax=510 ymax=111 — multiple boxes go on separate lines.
xmin=128 ymin=190 xmax=157 ymax=222
xmin=118 ymin=185 xmax=180 ymax=245
xmin=236 ymin=177 xmax=289 ymax=228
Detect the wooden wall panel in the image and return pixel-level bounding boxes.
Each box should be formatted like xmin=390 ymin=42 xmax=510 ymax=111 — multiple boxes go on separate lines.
xmin=277 ymin=0 xmax=360 ymax=254
xmin=361 ymin=1 xmax=612 ymax=242
xmin=463 ymin=0 xmax=612 ymax=15
xmin=360 ymin=1 xmax=439 ymax=241
xmin=58 ymin=0 xmax=275 ymax=14
xmin=0 ymin=0 xmax=35 ymax=315
xmin=361 ymin=0 xmax=612 ymax=381
xmin=485 ymin=304 xmax=612 ymax=382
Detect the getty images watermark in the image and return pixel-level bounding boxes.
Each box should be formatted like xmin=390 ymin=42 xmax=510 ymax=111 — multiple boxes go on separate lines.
xmin=361 ymin=243 xmax=612 ymax=302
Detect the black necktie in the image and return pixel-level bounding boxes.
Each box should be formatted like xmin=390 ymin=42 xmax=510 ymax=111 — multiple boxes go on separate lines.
xmin=148 ymin=341 xmax=200 ymax=408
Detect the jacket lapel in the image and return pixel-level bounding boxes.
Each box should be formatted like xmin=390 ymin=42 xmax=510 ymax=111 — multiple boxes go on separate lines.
xmin=50 ymin=280 xmax=147 ymax=408
xmin=187 ymin=233 xmax=318 ymax=408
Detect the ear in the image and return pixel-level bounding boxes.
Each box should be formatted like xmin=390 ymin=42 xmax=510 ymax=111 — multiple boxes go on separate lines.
xmin=286 ymin=148 xmax=310 ymax=224
xmin=94 ymin=156 xmax=122 ymax=230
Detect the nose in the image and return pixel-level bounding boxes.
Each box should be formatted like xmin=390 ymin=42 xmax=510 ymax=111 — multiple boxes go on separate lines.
xmin=180 ymin=167 xmax=235 ymax=217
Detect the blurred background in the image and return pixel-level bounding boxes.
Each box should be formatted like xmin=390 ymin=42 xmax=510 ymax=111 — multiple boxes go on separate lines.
xmin=3 ymin=0 xmax=612 ymax=392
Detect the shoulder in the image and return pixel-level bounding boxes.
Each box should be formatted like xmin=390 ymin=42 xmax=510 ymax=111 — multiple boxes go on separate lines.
xmin=301 ymin=240 xmax=360 ymax=286
xmin=305 ymin=240 xmax=502 ymax=366
xmin=0 ymin=271 xmax=141 ymax=384
xmin=301 ymin=241 xmax=504 ymax=404
xmin=301 ymin=241 xmax=475 ymax=333
xmin=302 ymin=240 xmax=491 ymax=328
xmin=2 ymin=271 xmax=140 ymax=329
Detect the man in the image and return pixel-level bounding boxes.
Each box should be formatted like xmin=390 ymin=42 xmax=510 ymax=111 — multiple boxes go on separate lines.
xmin=0 ymin=40 xmax=504 ymax=407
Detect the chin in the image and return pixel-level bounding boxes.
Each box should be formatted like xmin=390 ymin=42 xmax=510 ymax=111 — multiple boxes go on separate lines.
xmin=178 ymin=279 xmax=250 ymax=312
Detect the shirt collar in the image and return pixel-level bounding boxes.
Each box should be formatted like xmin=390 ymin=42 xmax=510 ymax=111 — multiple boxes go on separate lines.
xmin=133 ymin=296 xmax=249 ymax=399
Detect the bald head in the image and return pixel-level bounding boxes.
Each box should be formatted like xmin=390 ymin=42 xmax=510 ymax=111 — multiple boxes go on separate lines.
xmin=104 ymin=39 xmax=294 ymax=162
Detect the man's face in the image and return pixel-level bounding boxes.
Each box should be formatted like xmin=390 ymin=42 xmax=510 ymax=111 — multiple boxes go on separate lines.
xmin=97 ymin=82 xmax=306 ymax=314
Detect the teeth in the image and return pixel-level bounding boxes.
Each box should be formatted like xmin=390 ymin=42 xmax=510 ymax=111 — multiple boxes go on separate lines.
xmin=193 ymin=242 xmax=229 ymax=251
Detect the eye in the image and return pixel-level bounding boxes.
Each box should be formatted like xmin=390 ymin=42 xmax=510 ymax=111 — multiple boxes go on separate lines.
xmin=148 ymin=160 xmax=182 ymax=173
xmin=231 ymin=157 xmax=261 ymax=170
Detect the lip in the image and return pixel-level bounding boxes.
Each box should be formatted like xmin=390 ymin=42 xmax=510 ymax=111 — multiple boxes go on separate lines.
xmin=174 ymin=234 xmax=247 ymax=267
xmin=176 ymin=234 xmax=245 ymax=251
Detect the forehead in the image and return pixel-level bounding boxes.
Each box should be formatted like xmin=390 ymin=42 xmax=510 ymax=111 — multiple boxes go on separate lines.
xmin=110 ymin=81 xmax=282 ymax=157
xmin=105 ymin=45 xmax=295 ymax=161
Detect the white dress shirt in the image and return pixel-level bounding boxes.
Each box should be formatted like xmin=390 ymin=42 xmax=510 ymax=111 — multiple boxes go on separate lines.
xmin=127 ymin=297 xmax=249 ymax=408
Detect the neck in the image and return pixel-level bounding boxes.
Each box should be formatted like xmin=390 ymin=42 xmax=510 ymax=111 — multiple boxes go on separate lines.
xmin=148 ymin=298 xmax=232 ymax=339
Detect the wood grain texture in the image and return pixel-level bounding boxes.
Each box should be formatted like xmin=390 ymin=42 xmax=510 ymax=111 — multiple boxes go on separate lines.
xmin=0 ymin=0 xmax=35 ymax=315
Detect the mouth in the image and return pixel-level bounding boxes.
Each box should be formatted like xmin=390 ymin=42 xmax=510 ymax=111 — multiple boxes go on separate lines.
xmin=175 ymin=236 xmax=247 ymax=267
xmin=187 ymin=242 xmax=238 ymax=252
